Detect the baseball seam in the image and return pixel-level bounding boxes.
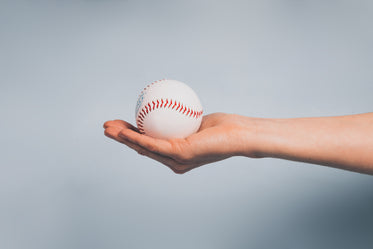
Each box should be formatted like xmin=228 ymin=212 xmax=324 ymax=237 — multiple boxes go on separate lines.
xmin=135 ymin=79 xmax=167 ymax=116
xmin=139 ymin=79 xmax=166 ymax=96
xmin=136 ymin=98 xmax=203 ymax=134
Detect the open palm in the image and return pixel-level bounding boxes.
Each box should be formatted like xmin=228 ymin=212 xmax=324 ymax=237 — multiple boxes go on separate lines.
xmin=103 ymin=113 xmax=259 ymax=174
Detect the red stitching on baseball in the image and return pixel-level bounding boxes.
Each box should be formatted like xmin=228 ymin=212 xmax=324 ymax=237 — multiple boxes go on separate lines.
xmin=136 ymin=98 xmax=203 ymax=134
xmin=136 ymin=80 xmax=203 ymax=134
xmin=138 ymin=79 xmax=167 ymax=98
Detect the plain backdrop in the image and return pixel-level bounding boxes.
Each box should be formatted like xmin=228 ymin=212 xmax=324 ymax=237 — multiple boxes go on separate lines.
xmin=1 ymin=1 xmax=372 ymax=249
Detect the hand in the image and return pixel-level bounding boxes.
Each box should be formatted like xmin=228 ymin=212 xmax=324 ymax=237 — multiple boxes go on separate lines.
xmin=103 ymin=113 xmax=260 ymax=174
xmin=104 ymin=112 xmax=373 ymax=175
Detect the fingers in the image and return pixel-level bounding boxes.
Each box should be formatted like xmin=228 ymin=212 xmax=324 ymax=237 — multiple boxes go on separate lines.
xmin=104 ymin=125 xmax=191 ymax=174
xmin=103 ymin=119 xmax=139 ymax=132
xmin=118 ymin=127 xmax=176 ymax=158
xmin=104 ymin=120 xmax=193 ymax=160
xmin=104 ymin=119 xmax=175 ymax=157
xmin=104 ymin=120 xmax=172 ymax=154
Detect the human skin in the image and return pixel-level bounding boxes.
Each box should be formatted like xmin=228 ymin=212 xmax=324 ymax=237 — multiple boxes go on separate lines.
xmin=103 ymin=112 xmax=373 ymax=175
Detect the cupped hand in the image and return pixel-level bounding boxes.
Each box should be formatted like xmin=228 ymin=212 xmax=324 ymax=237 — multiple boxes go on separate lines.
xmin=103 ymin=113 xmax=260 ymax=174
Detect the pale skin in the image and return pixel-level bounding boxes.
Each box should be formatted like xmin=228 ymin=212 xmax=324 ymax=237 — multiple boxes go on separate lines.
xmin=103 ymin=112 xmax=373 ymax=175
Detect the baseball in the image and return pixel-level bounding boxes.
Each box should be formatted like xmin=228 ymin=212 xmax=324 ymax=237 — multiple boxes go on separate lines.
xmin=135 ymin=79 xmax=203 ymax=139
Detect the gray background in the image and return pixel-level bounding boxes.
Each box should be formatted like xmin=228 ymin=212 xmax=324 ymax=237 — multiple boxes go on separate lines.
xmin=1 ymin=0 xmax=373 ymax=249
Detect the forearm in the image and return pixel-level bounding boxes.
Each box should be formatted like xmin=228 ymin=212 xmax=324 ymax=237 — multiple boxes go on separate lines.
xmin=245 ymin=113 xmax=373 ymax=174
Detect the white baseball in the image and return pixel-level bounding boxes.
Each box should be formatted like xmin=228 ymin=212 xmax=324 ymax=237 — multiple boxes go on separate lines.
xmin=135 ymin=79 xmax=203 ymax=139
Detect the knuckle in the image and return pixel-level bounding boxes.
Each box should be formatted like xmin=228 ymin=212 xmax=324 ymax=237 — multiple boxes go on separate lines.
xmin=174 ymin=170 xmax=186 ymax=175
xmin=162 ymin=161 xmax=175 ymax=168
xmin=171 ymin=166 xmax=186 ymax=174
xmin=169 ymin=139 xmax=195 ymax=164
xmin=137 ymin=149 xmax=146 ymax=156
xmin=146 ymin=143 xmax=157 ymax=152
xmin=170 ymin=164 xmax=188 ymax=174
xmin=175 ymin=153 xmax=192 ymax=164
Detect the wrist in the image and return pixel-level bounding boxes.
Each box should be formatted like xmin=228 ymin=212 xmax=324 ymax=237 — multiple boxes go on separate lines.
xmin=234 ymin=115 xmax=279 ymax=158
